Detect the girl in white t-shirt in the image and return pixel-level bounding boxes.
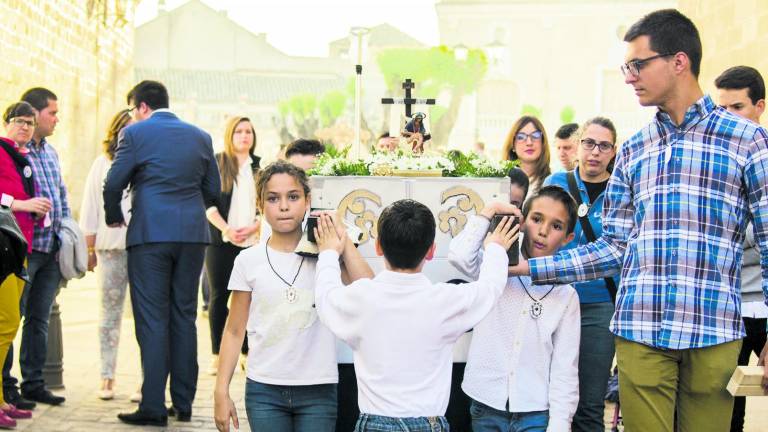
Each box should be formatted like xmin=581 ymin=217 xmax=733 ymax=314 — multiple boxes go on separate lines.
xmin=213 ymin=160 xmax=372 ymax=432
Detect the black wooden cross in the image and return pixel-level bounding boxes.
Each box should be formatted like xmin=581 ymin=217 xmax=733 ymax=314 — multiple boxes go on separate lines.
xmin=381 ymin=78 xmax=436 ymax=118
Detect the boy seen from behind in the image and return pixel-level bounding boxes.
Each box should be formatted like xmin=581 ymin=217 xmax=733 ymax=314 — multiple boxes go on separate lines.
xmin=314 ymin=199 xmax=519 ymax=432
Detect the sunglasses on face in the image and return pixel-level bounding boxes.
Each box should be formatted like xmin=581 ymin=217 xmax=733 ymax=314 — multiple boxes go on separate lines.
xmin=580 ymin=138 xmax=614 ymax=153
xmin=515 ymin=130 xmax=543 ymax=142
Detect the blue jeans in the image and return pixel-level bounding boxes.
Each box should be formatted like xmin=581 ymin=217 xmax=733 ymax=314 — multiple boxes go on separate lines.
xmin=355 ymin=413 xmax=449 ymax=432
xmin=2 ymin=251 xmax=62 ymax=395
xmin=245 ymin=379 xmax=337 ymax=432
xmin=470 ymin=399 xmax=548 ymax=432
xmin=572 ymin=302 xmax=615 ymax=432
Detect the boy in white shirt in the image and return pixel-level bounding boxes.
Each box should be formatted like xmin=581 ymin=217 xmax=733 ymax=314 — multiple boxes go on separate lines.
xmin=313 ymin=199 xmax=519 ymax=432
xmin=449 ymin=185 xmax=581 ymax=432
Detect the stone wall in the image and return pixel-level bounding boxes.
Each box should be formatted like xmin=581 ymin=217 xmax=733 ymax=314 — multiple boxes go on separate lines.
xmin=0 ymin=0 xmax=135 ymax=216
xmin=679 ymin=0 xmax=768 ymax=127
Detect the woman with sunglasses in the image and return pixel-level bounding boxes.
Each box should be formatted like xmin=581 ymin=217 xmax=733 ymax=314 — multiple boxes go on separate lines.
xmin=502 ymin=116 xmax=551 ymax=199
xmin=542 ymin=117 xmax=618 ymax=432
xmin=0 ymin=101 xmax=49 ymax=428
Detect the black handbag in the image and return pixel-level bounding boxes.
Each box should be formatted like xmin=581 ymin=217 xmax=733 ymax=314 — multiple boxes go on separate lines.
xmin=566 ymin=172 xmax=617 ymax=302
xmin=0 ymin=205 xmax=28 ymax=282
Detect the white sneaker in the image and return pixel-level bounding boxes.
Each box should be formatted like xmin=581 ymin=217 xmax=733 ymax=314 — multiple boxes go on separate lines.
xmin=207 ymin=355 xmax=219 ymax=376
xmin=129 ymin=390 xmax=142 ymax=403
xmin=98 ymin=378 xmax=115 ymax=400
xmin=97 ymin=389 xmax=114 ymax=400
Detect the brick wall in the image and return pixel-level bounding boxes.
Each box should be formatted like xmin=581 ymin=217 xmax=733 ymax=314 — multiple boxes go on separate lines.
xmin=0 ymin=0 xmax=135 ymax=217
xmin=679 ymin=0 xmax=768 ymax=127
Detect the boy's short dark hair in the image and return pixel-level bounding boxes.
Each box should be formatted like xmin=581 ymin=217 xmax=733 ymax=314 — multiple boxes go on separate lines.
xmin=507 ymin=167 xmax=530 ymax=197
xmin=21 ymin=87 xmax=57 ymax=112
xmin=714 ymin=66 xmax=766 ymax=104
xmin=377 ymin=199 xmax=435 ymax=270
xmin=522 ymin=185 xmax=577 ymax=234
xmin=127 ymin=80 xmax=169 ymax=110
xmin=285 ymin=139 xmax=325 ymax=158
xmin=624 ymin=9 xmax=702 ymax=77
xmin=555 ymin=123 xmax=579 ymax=140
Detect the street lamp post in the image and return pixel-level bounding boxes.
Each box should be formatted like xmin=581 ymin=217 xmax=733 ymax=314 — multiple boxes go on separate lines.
xmin=350 ymin=26 xmax=370 ymax=160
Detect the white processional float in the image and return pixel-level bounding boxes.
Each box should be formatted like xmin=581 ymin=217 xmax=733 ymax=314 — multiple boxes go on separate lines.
xmin=307 ymin=148 xmax=515 ymax=363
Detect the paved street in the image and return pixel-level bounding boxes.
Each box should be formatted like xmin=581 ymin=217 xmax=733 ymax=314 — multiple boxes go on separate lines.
xmin=9 ymin=273 xmax=768 ymax=431
xmin=13 ymin=273 xmax=250 ymax=432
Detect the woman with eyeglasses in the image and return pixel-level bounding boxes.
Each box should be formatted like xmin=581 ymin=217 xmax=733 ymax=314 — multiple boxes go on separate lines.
xmin=502 ymin=116 xmax=551 ymax=199
xmin=542 ymin=117 xmax=618 ymax=432
xmin=0 ymin=101 xmax=48 ymax=427
xmin=78 ymin=109 xmax=136 ymax=401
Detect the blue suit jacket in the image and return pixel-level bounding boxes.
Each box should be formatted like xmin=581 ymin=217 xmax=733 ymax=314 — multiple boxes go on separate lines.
xmin=103 ymin=111 xmax=221 ymax=247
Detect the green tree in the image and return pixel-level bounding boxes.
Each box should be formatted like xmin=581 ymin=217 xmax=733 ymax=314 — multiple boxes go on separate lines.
xmin=377 ymin=46 xmax=488 ymax=149
xmin=275 ymin=90 xmax=350 ymax=144
xmin=560 ymin=105 xmax=576 ymax=124
xmin=521 ymin=104 xmax=543 ymax=118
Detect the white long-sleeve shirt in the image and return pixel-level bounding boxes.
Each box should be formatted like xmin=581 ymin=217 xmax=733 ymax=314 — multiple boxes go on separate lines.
xmin=448 ymin=215 xmax=580 ymax=432
xmin=314 ymin=243 xmax=509 ymax=418
xmin=79 ymin=154 xmax=130 ymax=250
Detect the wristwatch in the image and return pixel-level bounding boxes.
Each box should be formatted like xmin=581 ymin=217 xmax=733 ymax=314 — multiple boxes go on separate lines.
xmin=0 ymin=193 xmax=14 ymax=208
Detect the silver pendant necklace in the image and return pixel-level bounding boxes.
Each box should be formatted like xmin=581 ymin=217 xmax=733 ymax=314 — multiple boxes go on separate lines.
xmin=265 ymin=237 xmax=305 ymax=304
xmin=516 ymin=276 xmax=555 ymax=319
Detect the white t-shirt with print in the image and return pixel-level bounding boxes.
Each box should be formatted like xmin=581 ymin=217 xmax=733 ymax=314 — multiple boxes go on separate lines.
xmin=228 ymin=243 xmax=338 ymax=385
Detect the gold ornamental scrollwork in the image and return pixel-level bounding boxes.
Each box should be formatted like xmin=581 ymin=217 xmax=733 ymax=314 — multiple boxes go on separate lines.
xmin=337 ymin=189 xmax=382 ymax=245
xmin=438 ymin=186 xmax=485 ymax=237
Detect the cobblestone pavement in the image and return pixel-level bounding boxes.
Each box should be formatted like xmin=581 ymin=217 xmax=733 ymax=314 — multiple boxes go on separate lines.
xmin=11 ymin=273 xmax=768 ymax=431
xmin=14 ymin=273 xmax=250 ymax=432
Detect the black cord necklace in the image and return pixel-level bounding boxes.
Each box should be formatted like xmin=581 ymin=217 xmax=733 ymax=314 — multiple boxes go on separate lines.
xmin=265 ymin=237 xmax=305 ymax=303
xmin=516 ymin=276 xmax=555 ymax=319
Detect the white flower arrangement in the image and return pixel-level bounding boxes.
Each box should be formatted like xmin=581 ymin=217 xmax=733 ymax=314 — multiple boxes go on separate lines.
xmin=467 ymin=157 xmax=513 ymax=177
xmin=307 ymin=146 xmax=515 ymax=178
xmin=365 ymin=152 xmax=455 ymax=173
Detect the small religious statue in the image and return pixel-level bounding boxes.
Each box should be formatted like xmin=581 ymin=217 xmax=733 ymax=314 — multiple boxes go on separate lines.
xmin=381 ymin=78 xmax=436 ymax=154
xmin=402 ymin=112 xmax=431 ymax=154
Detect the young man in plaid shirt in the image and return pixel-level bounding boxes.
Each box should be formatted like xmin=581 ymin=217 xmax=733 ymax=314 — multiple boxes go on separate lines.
xmin=512 ymin=9 xmax=768 ymax=432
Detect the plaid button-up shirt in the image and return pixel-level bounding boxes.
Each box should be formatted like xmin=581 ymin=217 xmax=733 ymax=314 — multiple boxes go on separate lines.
xmin=530 ymin=95 xmax=768 ymax=349
xmin=27 ymin=137 xmax=70 ymax=253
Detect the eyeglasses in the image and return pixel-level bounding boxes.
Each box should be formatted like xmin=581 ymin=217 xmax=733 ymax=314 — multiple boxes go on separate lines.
xmin=620 ymin=53 xmax=675 ymax=77
xmin=515 ymin=130 xmax=543 ymax=142
xmin=580 ymin=138 xmax=614 ymax=153
xmin=9 ymin=118 xmax=36 ymax=128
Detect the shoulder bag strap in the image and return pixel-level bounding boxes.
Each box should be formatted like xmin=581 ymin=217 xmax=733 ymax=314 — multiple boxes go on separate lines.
xmin=566 ymin=171 xmax=617 ymax=302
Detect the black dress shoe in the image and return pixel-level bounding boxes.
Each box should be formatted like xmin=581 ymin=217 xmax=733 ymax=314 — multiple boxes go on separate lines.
xmin=117 ymin=409 xmax=168 ymax=426
xmin=5 ymin=391 xmax=36 ymax=410
xmin=167 ymin=405 xmax=192 ymax=422
xmin=22 ymin=388 xmax=65 ymax=406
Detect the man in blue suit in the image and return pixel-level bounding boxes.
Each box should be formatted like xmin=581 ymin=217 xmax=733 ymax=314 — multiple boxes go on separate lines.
xmin=104 ymin=81 xmax=221 ymax=426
